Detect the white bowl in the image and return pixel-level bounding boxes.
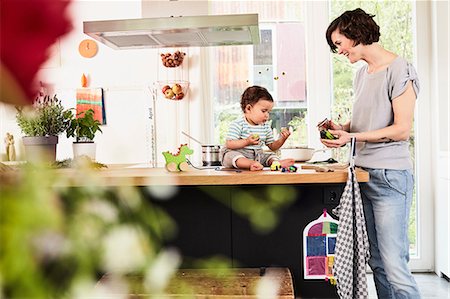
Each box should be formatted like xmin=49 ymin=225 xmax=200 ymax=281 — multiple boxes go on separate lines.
xmin=280 ymin=147 xmax=318 ymax=162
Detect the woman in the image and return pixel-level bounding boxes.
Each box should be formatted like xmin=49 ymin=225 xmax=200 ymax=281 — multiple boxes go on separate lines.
xmin=323 ymin=8 xmax=422 ymax=299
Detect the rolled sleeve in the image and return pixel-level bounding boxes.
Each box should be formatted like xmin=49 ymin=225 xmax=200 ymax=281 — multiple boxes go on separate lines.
xmin=390 ymin=61 xmax=420 ymax=100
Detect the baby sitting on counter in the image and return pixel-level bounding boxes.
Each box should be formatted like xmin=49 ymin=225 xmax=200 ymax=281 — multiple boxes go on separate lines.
xmin=220 ymin=85 xmax=295 ymax=171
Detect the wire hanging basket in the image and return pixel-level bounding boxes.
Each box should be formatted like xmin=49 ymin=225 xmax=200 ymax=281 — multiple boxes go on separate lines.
xmin=160 ymin=50 xmax=186 ymax=68
xmin=156 ymin=80 xmax=189 ymax=101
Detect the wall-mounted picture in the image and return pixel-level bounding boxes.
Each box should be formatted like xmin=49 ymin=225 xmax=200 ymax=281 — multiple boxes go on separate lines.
xmin=76 ymin=88 xmax=106 ymax=125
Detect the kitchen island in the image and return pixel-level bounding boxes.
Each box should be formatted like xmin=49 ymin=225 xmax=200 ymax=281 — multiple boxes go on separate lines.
xmin=56 ymin=163 xmax=368 ymax=186
xmin=59 ymin=164 xmax=368 ymax=298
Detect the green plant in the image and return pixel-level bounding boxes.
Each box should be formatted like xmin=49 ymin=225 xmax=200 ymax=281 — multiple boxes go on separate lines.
xmin=16 ymin=95 xmax=72 ymax=136
xmin=66 ymin=109 xmax=102 ymax=142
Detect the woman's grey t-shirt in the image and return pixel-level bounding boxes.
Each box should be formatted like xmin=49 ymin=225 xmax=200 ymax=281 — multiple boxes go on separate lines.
xmin=351 ymin=56 xmax=420 ymax=170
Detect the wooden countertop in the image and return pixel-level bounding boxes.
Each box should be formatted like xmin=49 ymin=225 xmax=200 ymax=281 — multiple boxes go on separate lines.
xmin=55 ymin=163 xmax=369 ymax=187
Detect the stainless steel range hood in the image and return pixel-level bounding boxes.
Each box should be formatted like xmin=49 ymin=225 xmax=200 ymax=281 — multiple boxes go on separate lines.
xmin=83 ymin=13 xmax=260 ymax=49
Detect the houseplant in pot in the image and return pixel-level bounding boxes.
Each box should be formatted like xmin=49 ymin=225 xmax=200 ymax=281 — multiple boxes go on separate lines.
xmin=66 ymin=108 xmax=102 ymax=160
xmin=16 ymin=95 xmax=71 ymax=163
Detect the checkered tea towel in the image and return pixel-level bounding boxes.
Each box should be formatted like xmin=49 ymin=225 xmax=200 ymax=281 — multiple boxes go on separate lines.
xmin=332 ymin=167 xmax=370 ymax=299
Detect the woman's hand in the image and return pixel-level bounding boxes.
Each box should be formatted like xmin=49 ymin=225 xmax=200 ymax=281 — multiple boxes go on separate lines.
xmin=328 ymin=120 xmax=344 ymax=131
xmin=320 ymin=129 xmax=351 ymax=148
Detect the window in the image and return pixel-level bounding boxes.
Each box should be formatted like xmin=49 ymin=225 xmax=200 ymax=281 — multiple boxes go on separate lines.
xmin=209 ymin=1 xmax=307 ymax=148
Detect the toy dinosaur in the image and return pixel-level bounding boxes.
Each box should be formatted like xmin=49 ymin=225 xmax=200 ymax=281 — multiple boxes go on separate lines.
xmin=162 ymin=144 xmax=194 ymax=172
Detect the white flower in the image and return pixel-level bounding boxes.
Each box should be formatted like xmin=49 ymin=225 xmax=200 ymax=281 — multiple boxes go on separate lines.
xmin=84 ymin=198 xmax=118 ymax=223
xmin=144 ymin=176 xmax=178 ymax=200
xmin=256 ymin=275 xmax=281 ymax=299
xmin=101 ymin=225 xmax=150 ymax=273
xmin=70 ymin=276 xmax=128 ymax=299
xmin=32 ymin=230 xmax=67 ymax=261
xmin=144 ymin=248 xmax=181 ymax=293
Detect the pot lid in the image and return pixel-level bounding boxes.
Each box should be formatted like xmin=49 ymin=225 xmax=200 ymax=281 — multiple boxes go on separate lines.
xmin=83 ymin=13 xmax=260 ymax=49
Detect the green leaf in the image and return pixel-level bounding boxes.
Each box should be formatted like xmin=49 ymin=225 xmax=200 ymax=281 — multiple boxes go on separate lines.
xmin=67 ymin=109 xmax=103 ymax=141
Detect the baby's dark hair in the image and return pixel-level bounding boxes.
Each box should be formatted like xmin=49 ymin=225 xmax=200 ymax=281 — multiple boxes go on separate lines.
xmin=240 ymin=86 xmax=273 ymax=112
xmin=326 ymin=8 xmax=380 ymax=53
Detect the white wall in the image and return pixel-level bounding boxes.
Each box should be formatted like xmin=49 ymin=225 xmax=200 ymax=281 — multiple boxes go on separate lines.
xmin=1 ymin=1 xmax=150 ymax=163
xmin=430 ymin=0 xmax=450 ymax=278
xmin=0 ymin=0 xmax=210 ymax=165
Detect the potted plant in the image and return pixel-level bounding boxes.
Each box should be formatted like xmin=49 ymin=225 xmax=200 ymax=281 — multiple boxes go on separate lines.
xmin=16 ymin=95 xmax=71 ymax=163
xmin=66 ymin=108 xmax=102 ymax=160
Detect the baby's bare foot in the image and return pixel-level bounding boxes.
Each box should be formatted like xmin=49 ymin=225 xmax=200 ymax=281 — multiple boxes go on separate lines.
xmin=280 ymin=159 xmax=295 ymax=168
xmin=249 ymin=161 xmax=264 ymax=171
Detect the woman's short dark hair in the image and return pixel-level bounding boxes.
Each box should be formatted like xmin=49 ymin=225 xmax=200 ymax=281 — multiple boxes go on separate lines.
xmin=240 ymin=85 xmax=273 ymax=112
xmin=326 ymin=8 xmax=380 ymax=53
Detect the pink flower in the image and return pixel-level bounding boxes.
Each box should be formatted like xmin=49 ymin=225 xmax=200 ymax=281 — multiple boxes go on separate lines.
xmin=1 ymin=0 xmax=72 ymax=105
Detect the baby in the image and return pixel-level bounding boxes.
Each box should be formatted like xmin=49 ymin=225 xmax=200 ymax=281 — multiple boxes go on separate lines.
xmin=221 ymin=86 xmax=295 ymax=171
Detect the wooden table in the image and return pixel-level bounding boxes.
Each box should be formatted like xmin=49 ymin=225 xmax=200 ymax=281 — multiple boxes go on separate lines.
xmin=97 ymin=268 xmax=294 ymax=299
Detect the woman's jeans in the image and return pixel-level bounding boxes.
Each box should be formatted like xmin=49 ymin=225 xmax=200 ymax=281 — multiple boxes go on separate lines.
xmin=360 ymin=168 xmax=422 ymax=299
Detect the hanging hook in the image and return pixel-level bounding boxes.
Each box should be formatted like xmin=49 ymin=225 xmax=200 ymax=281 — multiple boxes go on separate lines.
xmin=349 ymin=136 xmax=356 ymax=168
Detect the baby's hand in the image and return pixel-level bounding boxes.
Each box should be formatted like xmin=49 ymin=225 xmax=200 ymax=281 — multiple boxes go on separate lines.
xmin=246 ymin=134 xmax=260 ymax=145
xmin=249 ymin=161 xmax=264 ymax=171
xmin=280 ymin=127 xmax=291 ymax=139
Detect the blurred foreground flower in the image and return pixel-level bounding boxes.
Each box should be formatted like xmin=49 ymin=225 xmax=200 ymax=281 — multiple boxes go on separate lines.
xmin=0 ymin=164 xmax=175 ymax=298
xmin=256 ymin=274 xmax=281 ymax=299
xmin=102 ymin=225 xmax=151 ymax=273
xmin=0 ymin=0 xmax=72 ymax=105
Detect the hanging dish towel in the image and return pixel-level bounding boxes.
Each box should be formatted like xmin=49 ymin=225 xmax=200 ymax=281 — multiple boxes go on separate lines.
xmin=332 ymin=138 xmax=370 ymax=299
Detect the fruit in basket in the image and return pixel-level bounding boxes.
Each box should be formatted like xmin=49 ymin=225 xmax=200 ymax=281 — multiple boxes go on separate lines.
xmin=162 ymin=85 xmax=171 ymax=93
xmin=175 ymin=92 xmax=185 ymax=100
xmin=161 ymin=51 xmax=186 ymax=68
xmin=172 ymin=83 xmax=182 ymax=94
xmin=164 ymin=89 xmax=175 ymax=99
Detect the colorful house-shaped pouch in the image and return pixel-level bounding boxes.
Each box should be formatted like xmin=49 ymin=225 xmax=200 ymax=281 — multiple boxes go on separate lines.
xmin=303 ymin=209 xmax=338 ymax=280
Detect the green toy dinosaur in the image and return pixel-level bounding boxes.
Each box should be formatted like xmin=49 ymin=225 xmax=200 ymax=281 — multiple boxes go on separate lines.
xmin=162 ymin=144 xmax=194 ymax=172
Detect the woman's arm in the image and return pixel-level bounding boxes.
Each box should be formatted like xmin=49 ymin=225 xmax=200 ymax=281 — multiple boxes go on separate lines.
xmin=322 ymin=81 xmax=416 ymax=147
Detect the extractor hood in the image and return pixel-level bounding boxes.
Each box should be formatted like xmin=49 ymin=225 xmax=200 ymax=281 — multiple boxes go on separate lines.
xmin=83 ymin=13 xmax=260 ymax=49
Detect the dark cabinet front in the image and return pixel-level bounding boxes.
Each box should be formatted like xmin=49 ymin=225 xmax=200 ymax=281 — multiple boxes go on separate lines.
xmin=147 ymin=184 xmax=345 ymax=299
xmin=231 ymin=185 xmax=343 ymax=298
xmin=150 ymin=186 xmax=233 ymax=259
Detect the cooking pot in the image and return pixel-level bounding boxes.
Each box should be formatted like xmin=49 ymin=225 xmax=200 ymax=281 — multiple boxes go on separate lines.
xmin=279 ymin=147 xmax=330 ymax=162
xmin=202 ymin=144 xmax=222 ymax=166
xmin=181 ymin=132 xmax=222 ymax=166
